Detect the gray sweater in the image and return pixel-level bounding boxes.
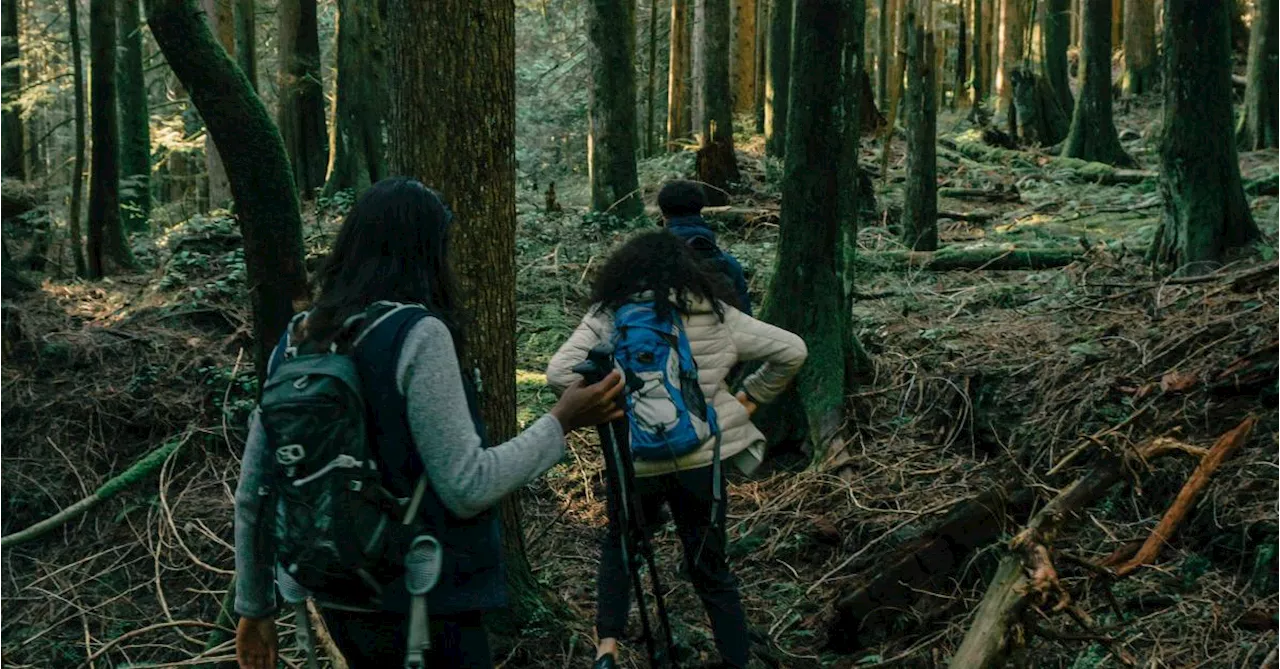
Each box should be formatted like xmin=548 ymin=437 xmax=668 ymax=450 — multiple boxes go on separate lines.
xmin=233 ymin=316 xmax=566 ymax=618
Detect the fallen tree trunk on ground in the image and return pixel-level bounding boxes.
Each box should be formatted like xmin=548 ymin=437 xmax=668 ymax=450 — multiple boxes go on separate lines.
xmin=861 ymin=247 xmax=1086 ymax=271
xmin=1114 ymin=416 xmax=1257 ymax=576
xmin=1 ymin=436 xmax=186 ymax=548
xmin=826 ymin=487 xmax=1036 ymax=652
xmin=949 ymin=436 xmax=1225 ymax=668
xmin=945 ymin=136 xmax=1157 ymax=185
xmin=938 ymin=210 xmax=996 ymax=223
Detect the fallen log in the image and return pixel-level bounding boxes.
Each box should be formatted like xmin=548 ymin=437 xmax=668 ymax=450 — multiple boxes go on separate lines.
xmin=1113 ymin=416 xmax=1257 ymax=576
xmin=860 ymin=247 xmax=1086 ymax=272
xmin=949 ymin=136 xmax=1157 ymax=185
xmin=938 ymin=210 xmax=996 ymax=223
xmin=949 ymin=438 xmax=1201 ymax=668
xmin=826 ymin=487 xmax=1036 ymax=652
xmin=1 ymin=435 xmax=188 ymax=549
xmin=938 ymin=186 xmax=1021 ymax=203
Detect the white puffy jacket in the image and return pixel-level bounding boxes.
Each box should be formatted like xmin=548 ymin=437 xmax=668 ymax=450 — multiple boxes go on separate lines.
xmin=546 ymin=296 xmax=807 ymax=477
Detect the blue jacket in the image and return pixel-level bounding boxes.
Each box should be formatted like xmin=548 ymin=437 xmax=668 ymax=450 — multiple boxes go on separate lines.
xmin=666 ymin=215 xmax=752 ymax=316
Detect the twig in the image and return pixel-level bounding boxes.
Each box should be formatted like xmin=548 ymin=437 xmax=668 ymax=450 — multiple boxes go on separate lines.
xmin=80 ymin=620 xmax=224 ymax=667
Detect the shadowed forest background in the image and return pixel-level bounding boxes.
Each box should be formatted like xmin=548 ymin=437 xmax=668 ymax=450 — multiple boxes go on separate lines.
xmin=0 ymin=0 xmax=1277 ymax=667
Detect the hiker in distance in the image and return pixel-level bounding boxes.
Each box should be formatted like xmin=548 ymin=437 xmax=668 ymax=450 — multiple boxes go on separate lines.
xmin=547 ymin=231 xmax=808 ymax=669
xmin=233 ymin=178 xmax=626 ymax=669
xmin=656 ymin=180 xmax=753 ymax=315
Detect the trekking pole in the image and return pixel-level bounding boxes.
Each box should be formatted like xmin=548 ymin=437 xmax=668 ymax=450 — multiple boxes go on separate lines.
xmin=573 ymin=346 xmax=678 ymax=669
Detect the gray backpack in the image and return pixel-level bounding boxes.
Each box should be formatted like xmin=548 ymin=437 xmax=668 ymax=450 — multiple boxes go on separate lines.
xmin=259 ymin=303 xmax=442 ymax=668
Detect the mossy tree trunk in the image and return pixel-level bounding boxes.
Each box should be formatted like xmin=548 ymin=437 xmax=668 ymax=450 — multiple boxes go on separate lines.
xmin=764 ymin=0 xmax=791 ymax=157
xmin=277 ymin=0 xmax=328 ymax=199
xmin=386 ymin=0 xmax=546 ymax=626
xmin=146 ymin=0 xmax=310 ymax=382
xmin=234 ymin=0 xmax=255 ymax=90
xmin=667 ymin=0 xmax=691 ymax=148
xmin=1121 ymin=0 xmax=1156 ymax=95
xmin=68 ymin=0 xmax=87 ymax=277
xmin=1042 ymin=0 xmax=1074 ymax=116
xmin=732 ymin=0 xmax=756 ymax=112
xmin=760 ymin=0 xmax=870 ymax=463
xmin=322 ymin=0 xmax=387 ymax=197
xmin=118 ymin=0 xmax=151 ymax=232
xmin=1236 ymin=0 xmax=1278 ymax=150
xmin=969 ymin=0 xmax=984 ymax=118
xmin=586 ymin=0 xmax=642 ymax=217
xmin=902 ymin=8 xmax=937 ymax=251
xmin=2 ymin=0 xmax=23 ymax=180
xmin=1063 ymin=0 xmax=1134 ymax=166
xmin=200 ymin=0 xmax=234 ymax=209
xmin=88 ymin=0 xmax=136 ymax=278
xmin=696 ymin=0 xmax=741 ymax=205
xmin=1149 ymin=0 xmax=1259 ymax=272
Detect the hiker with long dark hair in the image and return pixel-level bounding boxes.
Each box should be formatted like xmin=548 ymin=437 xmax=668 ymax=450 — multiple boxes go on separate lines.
xmin=546 ymin=231 xmax=808 ymax=669
xmin=233 ymin=177 xmax=625 ymax=669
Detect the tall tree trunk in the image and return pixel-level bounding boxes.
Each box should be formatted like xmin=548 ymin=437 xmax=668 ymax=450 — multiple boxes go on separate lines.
xmin=986 ymin=0 xmax=998 ymax=104
xmin=1042 ymin=0 xmax=1074 ymax=114
xmin=1237 ymin=0 xmax=1278 ymax=150
xmin=760 ymin=0 xmax=869 ymax=462
xmin=2 ymin=0 xmax=23 ymax=180
xmin=765 ymin=0 xmax=791 ymax=157
xmin=1071 ymin=0 xmax=1080 ymax=46
xmin=970 ymin=0 xmax=985 ymax=117
xmin=234 ymin=0 xmax=255 ymax=90
xmin=696 ymin=0 xmax=740 ymax=205
xmin=646 ymin=0 xmax=659 ymax=156
xmin=586 ymin=0 xmax=643 ymax=217
xmin=1110 ymin=0 xmax=1122 ymax=52
xmin=996 ymin=0 xmax=1024 ymax=124
xmin=322 ymin=0 xmax=387 ymax=196
xmin=732 ymin=0 xmax=756 ymax=112
xmin=953 ymin=0 xmax=968 ymax=109
xmin=1121 ymin=0 xmax=1155 ymax=94
xmin=68 ymin=0 xmax=87 ymax=277
xmin=903 ymin=6 xmax=937 ymax=251
xmin=667 ymin=0 xmax=690 ymax=149
xmin=386 ymin=0 xmax=544 ymax=625
xmin=118 ymin=0 xmax=150 ymax=232
xmin=277 ymin=0 xmax=328 ymax=199
xmin=877 ymin=0 xmax=891 ymax=107
xmin=754 ymin=0 xmax=766 ymax=131
xmin=146 ymin=0 xmax=310 ymax=382
xmin=200 ymin=0 xmax=233 ymax=209
xmin=1150 ymin=0 xmax=1259 ymax=270
xmin=692 ymin=0 xmax=706 ymax=133
xmin=88 ymin=0 xmax=136 ymax=277
xmin=1063 ymin=0 xmax=1133 ymax=165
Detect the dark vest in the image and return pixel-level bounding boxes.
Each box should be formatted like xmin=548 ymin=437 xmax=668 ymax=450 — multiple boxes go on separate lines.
xmin=268 ymin=306 xmax=507 ymax=616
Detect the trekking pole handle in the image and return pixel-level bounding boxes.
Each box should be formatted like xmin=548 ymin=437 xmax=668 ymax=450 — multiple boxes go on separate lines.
xmin=571 ymin=344 xmax=615 ymax=386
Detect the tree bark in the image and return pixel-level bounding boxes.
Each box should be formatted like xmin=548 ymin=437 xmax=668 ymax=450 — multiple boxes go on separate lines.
xmin=764 ymin=0 xmax=791 ymax=157
xmin=118 ymin=0 xmax=151 ymax=232
xmin=902 ymin=11 xmax=937 ymax=251
xmin=646 ymin=0 xmax=659 ymax=157
xmin=996 ymin=0 xmax=1024 ymax=122
xmin=732 ymin=0 xmax=756 ymax=112
xmin=1 ymin=0 xmax=23 ymax=180
xmin=1150 ymin=0 xmax=1259 ymax=271
xmin=667 ymin=0 xmax=691 ymax=148
xmin=970 ymin=0 xmax=984 ymax=118
xmin=760 ymin=0 xmax=869 ymax=462
xmin=88 ymin=0 xmax=136 ymax=277
xmin=277 ymin=0 xmax=328 ymax=199
xmin=1237 ymin=0 xmax=1278 ymax=150
xmin=386 ymin=0 xmax=547 ymax=625
xmin=1042 ymin=0 xmax=1074 ymax=116
xmin=146 ymin=0 xmax=310 ymax=383
xmin=1121 ymin=0 xmax=1155 ymax=95
xmin=68 ymin=0 xmax=87 ymax=277
xmin=234 ymin=0 xmax=255 ymax=91
xmin=1111 ymin=0 xmax=1122 ymax=52
xmin=586 ymin=0 xmax=643 ymax=217
xmin=695 ymin=0 xmax=740 ymax=205
xmin=1063 ymin=0 xmax=1133 ymax=165
xmin=199 ymin=0 xmax=233 ymax=209
xmin=322 ymin=0 xmax=387 ymax=197
xmin=953 ymin=0 xmax=968 ymax=109
xmin=692 ymin=0 xmax=706 ymax=133
xmin=877 ymin=0 xmax=891 ymax=108
xmin=754 ymin=0 xmax=766 ymax=132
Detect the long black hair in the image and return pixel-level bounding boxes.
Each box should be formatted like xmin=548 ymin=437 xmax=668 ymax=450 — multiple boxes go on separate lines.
xmin=590 ymin=231 xmax=733 ymax=321
xmin=302 ymin=177 xmax=463 ymax=347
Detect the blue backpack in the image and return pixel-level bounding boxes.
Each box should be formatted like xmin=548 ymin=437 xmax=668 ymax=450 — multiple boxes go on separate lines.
xmin=611 ymin=301 xmax=720 ymax=461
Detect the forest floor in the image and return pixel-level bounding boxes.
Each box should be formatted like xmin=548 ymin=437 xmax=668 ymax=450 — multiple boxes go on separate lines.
xmin=2 ymin=95 xmax=1277 ymax=669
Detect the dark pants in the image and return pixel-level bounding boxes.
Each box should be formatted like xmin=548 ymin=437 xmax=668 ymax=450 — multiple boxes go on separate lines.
xmin=321 ymin=608 xmax=492 ymax=669
xmin=596 ymin=465 xmax=750 ymax=668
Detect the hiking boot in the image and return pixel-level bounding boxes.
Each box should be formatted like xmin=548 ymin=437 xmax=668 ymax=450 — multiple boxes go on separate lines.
xmin=591 ymin=653 xmax=619 ymax=669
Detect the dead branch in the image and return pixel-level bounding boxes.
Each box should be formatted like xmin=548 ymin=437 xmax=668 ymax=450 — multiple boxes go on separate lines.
xmin=1113 ymin=416 xmax=1257 ymax=577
